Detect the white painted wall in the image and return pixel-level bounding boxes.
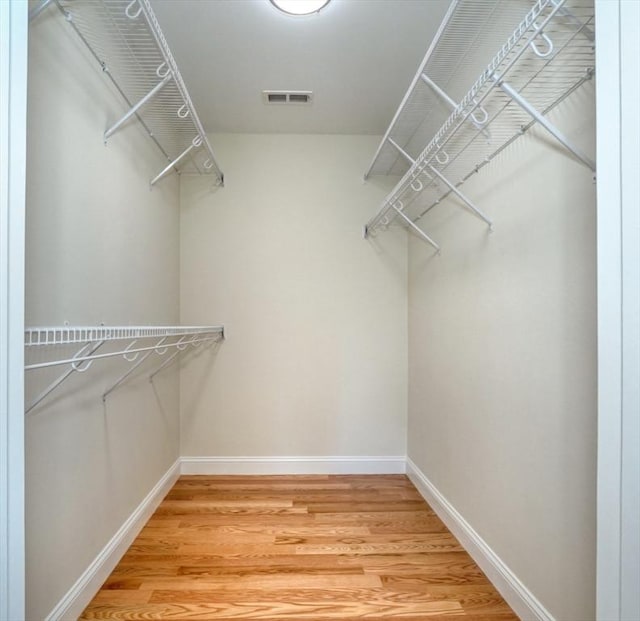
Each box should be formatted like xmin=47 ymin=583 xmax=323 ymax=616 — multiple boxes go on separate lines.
xmin=25 ymin=10 xmax=181 ymax=620
xmin=180 ymin=134 xmax=407 ymax=462
xmin=407 ymin=85 xmax=597 ymax=620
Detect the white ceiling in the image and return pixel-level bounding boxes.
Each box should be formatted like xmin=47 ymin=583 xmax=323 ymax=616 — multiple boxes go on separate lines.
xmin=149 ymin=0 xmax=453 ymax=135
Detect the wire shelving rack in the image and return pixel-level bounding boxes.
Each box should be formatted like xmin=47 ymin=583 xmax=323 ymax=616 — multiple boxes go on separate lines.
xmin=365 ymin=0 xmax=595 ymax=250
xmin=31 ymin=0 xmax=224 ymax=187
xmin=24 ymin=325 xmax=225 ymax=412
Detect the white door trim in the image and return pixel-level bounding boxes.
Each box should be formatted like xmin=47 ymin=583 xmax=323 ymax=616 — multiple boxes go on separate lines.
xmin=0 ymin=1 xmax=28 ymax=619
xmin=595 ymin=1 xmax=640 ymax=619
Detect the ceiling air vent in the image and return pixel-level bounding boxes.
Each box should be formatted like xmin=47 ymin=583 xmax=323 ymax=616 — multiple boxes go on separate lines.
xmin=263 ymin=90 xmax=313 ymax=105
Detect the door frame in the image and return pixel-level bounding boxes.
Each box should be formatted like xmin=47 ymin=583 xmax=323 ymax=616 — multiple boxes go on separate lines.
xmin=0 ymin=1 xmax=27 ymax=620
xmin=2 ymin=2 xmax=638 ymax=620
xmin=595 ymin=1 xmax=640 ymax=619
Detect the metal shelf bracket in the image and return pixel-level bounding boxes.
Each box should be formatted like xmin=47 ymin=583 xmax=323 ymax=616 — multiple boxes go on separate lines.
xmin=391 ymin=204 xmax=440 ymax=252
xmin=387 ymin=138 xmax=416 ymax=166
xmin=150 ymin=135 xmax=202 ymax=186
xmin=25 ymin=339 xmax=106 ymax=414
xmin=427 ymin=165 xmax=493 ymax=228
xmin=497 ymin=78 xmax=596 ymax=171
xmin=421 ymin=74 xmax=491 ymax=137
xmin=104 ymin=70 xmax=173 ymax=142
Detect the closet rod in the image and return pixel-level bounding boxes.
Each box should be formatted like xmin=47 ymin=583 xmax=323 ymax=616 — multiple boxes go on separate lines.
xmin=25 ymin=331 xmax=223 ymax=371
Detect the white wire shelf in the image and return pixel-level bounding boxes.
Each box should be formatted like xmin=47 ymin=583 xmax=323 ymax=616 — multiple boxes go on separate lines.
xmin=365 ymin=0 xmax=524 ymax=180
xmin=365 ymin=0 xmax=595 ymax=249
xmin=24 ymin=325 xmax=225 ymax=412
xmin=25 ymin=325 xmax=222 ymax=347
xmin=33 ymin=0 xmax=224 ymax=186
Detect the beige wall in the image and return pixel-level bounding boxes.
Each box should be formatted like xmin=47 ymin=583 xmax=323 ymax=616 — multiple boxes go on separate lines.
xmin=407 ymin=84 xmax=597 ymax=620
xmin=25 ymin=12 xmax=180 ymax=620
xmin=180 ymin=134 xmax=408 ymax=459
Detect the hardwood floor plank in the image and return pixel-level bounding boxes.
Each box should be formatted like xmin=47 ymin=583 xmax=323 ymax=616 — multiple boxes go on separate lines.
xmin=177 ymin=557 xmax=368 ymax=584
xmin=134 ymin=531 xmax=277 ymax=544
xmin=186 ymin=524 xmax=373 ymax=536
xmin=80 ymin=599 xmax=464 ymax=619
xmin=300 ymin=501 xmax=429 ymax=513
xmin=314 ymin=509 xmax=437 ymax=522
xmin=136 ymin=574 xmax=383 ymax=591
xmin=294 ymin=533 xmax=464 ymax=555
xmin=147 ymin=586 xmax=461 ymax=604
xmin=117 ymin=554 xmax=359 ymax=570
xmin=90 ymin=591 xmax=152 ymax=604
xmin=176 ymin=543 xmax=300 ymax=556
xmin=81 ymin=475 xmax=518 ymax=620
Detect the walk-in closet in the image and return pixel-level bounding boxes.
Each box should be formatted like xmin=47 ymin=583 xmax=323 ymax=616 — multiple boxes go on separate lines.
xmin=2 ymin=0 xmax=638 ymax=619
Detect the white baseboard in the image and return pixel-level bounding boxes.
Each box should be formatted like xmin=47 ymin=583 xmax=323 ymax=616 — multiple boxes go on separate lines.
xmin=406 ymin=458 xmax=555 ymax=621
xmin=180 ymin=455 xmax=407 ymax=475
xmin=45 ymin=459 xmax=181 ymax=621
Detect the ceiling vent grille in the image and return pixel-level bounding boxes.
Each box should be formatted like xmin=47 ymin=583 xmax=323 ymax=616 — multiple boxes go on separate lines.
xmin=263 ymin=90 xmax=313 ymax=104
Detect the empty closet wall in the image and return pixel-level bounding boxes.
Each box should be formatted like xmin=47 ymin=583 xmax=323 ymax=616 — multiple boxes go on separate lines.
xmin=407 ymin=84 xmax=596 ymax=620
xmin=26 ymin=13 xmax=181 ymax=620
xmin=179 ymin=134 xmax=408 ymax=464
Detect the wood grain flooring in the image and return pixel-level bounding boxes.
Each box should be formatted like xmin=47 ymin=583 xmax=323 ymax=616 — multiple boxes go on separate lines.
xmin=80 ymin=475 xmax=519 ymax=620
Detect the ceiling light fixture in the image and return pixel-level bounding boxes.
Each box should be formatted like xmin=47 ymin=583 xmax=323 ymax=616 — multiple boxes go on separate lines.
xmin=269 ymin=0 xmax=331 ymax=16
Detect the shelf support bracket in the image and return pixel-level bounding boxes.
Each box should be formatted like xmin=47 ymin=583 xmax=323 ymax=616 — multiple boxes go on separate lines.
xmin=149 ymin=331 xmax=223 ymax=381
xmin=391 ymin=204 xmax=440 ymax=251
xmin=25 ymin=340 xmax=106 ymax=414
xmin=150 ymin=135 xmax=202 ymax=186
xmin=497 ymin=79 xmax=596 ymax=172
xmin=557 ymin=6 xmax=595 ymax=42
xmin=421 ymin=73 xmax=490 ymax=137
xmin=104 ymin=72 xmax=173 ymax=141
xmin=149 ymin=349 xmax=182 ymax=381
xmin=28 ymin=0 xmax=54 ymax=21
xmin=421 ymin=73 xmax=457 ymax=110
xmin=102 ymin=336 xmax=168 ymax=401
xmin=427 ymin=165 xmax=493 ymax=228
xmin=387 ymin=138 xmax=416 ymax=166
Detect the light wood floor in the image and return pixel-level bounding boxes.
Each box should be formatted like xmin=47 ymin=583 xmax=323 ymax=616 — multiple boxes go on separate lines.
xmin=80 ymin=474 xmax=519 ymax=620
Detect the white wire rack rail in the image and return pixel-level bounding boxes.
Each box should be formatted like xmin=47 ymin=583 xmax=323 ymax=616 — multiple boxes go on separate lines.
xmin=30 ymin=0 xmax=224 ymax=187
xmin=24 ymin=325 xmax=225 ymax=413
xmin=365 ymin=0 xmax=595 ymax=250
